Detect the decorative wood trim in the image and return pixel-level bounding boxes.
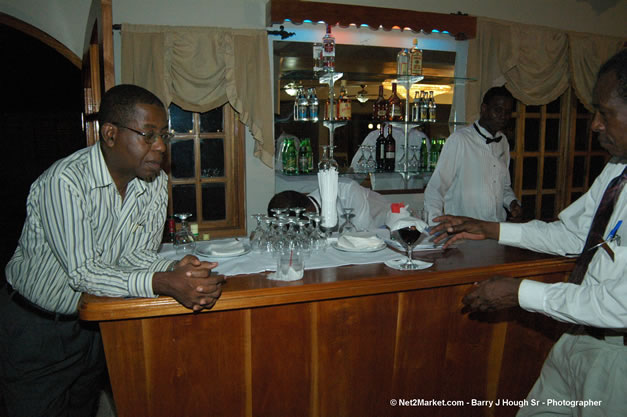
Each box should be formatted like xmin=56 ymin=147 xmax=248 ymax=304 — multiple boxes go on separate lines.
xmin=268 ymin=0 xmax=476 ymax=40
xmin=0 ymin=12 xmax=81 ymax=68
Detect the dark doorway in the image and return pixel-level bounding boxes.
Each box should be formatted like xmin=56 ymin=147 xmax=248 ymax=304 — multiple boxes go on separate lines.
xmin=0 ymin=23 xmax=85 ymax=275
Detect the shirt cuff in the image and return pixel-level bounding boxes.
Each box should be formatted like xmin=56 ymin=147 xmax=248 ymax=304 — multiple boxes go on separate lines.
xmin=128 ymin=270 xmax=157 ymax=298
xmin=498 ymin=222 xmax=523 ymax=245
xmin=518 ymin=279 xmax=548 ymax=313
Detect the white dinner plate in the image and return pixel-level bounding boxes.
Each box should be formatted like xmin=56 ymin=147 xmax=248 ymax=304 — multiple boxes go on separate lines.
xmin=331 ymin=241 xmax=387 ymax=253
xmin=195 ymin=244 xmax=251 ymax=258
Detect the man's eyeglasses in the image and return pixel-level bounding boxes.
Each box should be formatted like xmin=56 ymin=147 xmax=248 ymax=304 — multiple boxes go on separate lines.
xmin=114 ymin=123 xmax=174 ymax=145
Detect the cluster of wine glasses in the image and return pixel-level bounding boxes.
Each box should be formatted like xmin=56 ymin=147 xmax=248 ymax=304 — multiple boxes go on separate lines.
xmin=354 ymin=145 xmax=377 ymax=173
xmin=397 ymin=145 xmax=421 ymax=173
xmin=249 ymin=208 xmax=329 ymax=255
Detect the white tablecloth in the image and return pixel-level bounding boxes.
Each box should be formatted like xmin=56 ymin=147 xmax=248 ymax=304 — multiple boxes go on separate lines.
xmin=158 ymin=236 xmax=443 ymax=277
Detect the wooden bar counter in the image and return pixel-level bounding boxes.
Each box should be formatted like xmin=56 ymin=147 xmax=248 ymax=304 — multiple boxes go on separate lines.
xmin=79 ymin=240 xmax=575 ymax=417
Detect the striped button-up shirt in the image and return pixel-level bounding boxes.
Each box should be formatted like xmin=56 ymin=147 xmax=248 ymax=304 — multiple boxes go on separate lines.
xmin=6 ymin=144 xmax=172 ymax=314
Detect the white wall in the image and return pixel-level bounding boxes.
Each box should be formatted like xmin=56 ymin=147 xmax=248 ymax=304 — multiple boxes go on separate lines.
xmin=1 ymin=0 xmax=625 ymax=232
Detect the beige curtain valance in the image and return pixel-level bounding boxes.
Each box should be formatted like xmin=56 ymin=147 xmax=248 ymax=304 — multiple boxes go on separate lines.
xmin=465 ymin=17 xmax=625 ymax=121
xmin=121 ymin=24 xmax=274 ymax=167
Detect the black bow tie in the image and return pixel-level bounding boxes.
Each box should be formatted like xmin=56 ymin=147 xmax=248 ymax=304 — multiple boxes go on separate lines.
xmin=474 ymin=123 xmax=502 ymax=144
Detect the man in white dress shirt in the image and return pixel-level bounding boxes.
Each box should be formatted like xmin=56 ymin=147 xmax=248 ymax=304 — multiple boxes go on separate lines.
xmin=424 ymin=86 xmax=521 ymax=223
xmin=430 ymin=49 xmax=627 ymax=416
xmin=268 ymin=178 xmax=389 ymax=231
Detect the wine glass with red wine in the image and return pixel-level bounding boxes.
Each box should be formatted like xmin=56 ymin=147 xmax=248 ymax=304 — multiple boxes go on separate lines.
xmin=392 ymin=226 xmax=423 ymax=270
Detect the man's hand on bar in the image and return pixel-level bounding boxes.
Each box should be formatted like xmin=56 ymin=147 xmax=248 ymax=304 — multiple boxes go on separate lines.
xmin=462 ymin=276 xmax=522 ymax=313
xmin=153 ymin=255 xmax=225 ymax=312
xmin=429 ymin=215 xmax=500 ymax=248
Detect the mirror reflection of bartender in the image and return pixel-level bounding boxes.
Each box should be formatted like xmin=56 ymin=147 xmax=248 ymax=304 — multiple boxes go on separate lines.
xmin=350 ymin=123 xmax=429 ymax=171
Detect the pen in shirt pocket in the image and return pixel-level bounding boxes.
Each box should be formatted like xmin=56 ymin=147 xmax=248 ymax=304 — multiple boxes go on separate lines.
xmin=607 ymin=220 xmax=622 ymax=244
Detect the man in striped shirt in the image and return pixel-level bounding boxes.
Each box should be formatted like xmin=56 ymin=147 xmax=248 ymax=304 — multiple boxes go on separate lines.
xmin=1 ymin=85 xmax=224 ymax=416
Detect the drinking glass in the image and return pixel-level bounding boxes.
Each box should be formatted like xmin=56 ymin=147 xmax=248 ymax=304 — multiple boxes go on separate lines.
xmin=338 ymin=207 xmax=358 ymax=234
xmin=365 ymin=146 xmax=377 ymax=172
xmin=174 ymin=213 xmax=195 ymax=255
xmin=408 ymin=145 xmax=420 ymax=172
xmin=391 ymin=226 xmax=423 ymax=270
xmin=355 ymin=145 xmax=367 ymax=173
xmin=318 ymin=145 xmax=338 ymax=171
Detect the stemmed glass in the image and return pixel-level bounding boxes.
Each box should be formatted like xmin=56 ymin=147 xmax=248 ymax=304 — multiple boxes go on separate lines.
xmin=338 ymin=207 xmax=358 ymax=234
xmin=174 ymin=213 xmax=195 ymax=255
xmin=249 ymin=213 xmax=266 ymax=251
xmin=365 ymin=146 xmax=377 ymax=172
xmin=408 ymin=145 xmax=420 ymax=172
xmin=391 ymin=226 xmax=423 ymax=270
xmin=308 ymin=214 xmax=328 ymax=250
xmin=355 ymin=146 xmax=367 ymax=173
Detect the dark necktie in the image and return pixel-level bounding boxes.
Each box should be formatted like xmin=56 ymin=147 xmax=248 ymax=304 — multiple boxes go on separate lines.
xmin=568 ymin=166 xmax=627 ymax=284
xmin=474 ymin=123 xmax=502 ymax=144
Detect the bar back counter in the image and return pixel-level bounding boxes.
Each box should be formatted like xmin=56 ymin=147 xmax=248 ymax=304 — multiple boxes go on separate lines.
xmin=79 ymin=240 xmax=575 ymax=417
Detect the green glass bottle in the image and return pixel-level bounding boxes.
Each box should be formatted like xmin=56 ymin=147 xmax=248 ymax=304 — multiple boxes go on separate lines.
xmin=283 ymin=138 xmax=298 ymax=175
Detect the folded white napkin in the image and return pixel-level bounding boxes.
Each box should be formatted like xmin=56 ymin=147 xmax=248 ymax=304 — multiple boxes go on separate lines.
xmin=385 ymin=206 xmax=428 ymax=232
xmin=337 ymin=232 xmax=384 ymax=249
xmin=209 ymin=240 xmax=246 ymax=256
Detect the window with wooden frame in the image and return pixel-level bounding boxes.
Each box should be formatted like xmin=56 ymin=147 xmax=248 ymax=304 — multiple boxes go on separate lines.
xmin=508 ymin=87 xmax=609 ymax=221
xmin=166 ymin=102 xmax=246 ymax=238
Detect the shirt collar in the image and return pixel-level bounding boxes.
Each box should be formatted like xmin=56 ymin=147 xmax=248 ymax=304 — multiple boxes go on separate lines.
xmin=89 ymin=143 xmax=148 ymax=196
xmin=473 ymin=121 xmax=503 ymax=142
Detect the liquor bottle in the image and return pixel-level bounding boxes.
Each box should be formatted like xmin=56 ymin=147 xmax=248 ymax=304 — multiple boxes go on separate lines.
xmin=411 ymin=91 xmax=420 ymax=122
xmin=372 ymin=85 xmax=389 ymax=121
xmin=388 ymin=83 xmax=403 ymax=121
xmin=384 ymin=125 xmax=396 ymax=172
xmin=322 ymin=24 xmax=335 ymax=73
xmin=396 ymin=48 xmax=409 ymax=76
xmin=298 ymin=138 xmax=310 ymax=174
xmin=409 ymin=38 xmax=423 ymax=76
xmin=420 ymin=91 xmax=429 ymax=122
xmin=308 ymin=88 xmax=319 ymax=122
xmin=297 ymin=89 xmax=309 ymax=121
xmin=337 ymin=81 xmax=351 ymax=120
xmin=428 ymin=91 xmax=437 ymax=123
xmin=375 ymin=124 xmax=386 ymax=171
xmin=313 ymin=42 xmax=323 ymax=74
xmin=282 ymin=137 xmax=298 ymax=175
xmin=163 ymin=215 xmax=176 ymax=243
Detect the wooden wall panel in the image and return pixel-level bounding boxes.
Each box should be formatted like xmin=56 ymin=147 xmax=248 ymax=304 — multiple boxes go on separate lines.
xmin=251 ymin=303 xmax=313 ymax=416
xmin=317 ymin=294 xmax=398 ymax=416
xmin=102 ymin=310 xmax=249 ymax=417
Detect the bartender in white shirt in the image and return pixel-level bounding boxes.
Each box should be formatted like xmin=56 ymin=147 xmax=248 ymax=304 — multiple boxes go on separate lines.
xmin=429 ymin=49 xmax=627 ymax=417
xmin=268 ymin=178 xmax=389 ymax=231
xmin=423 ymin=86 xmax=522 ymax=223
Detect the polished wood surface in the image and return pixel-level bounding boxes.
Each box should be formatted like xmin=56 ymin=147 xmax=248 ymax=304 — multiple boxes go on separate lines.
xmin=80 ymin=240 xmax=574 ymax=417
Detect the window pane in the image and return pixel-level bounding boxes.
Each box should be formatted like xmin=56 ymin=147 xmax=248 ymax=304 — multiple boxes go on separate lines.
xmin=170 ymin=139 xmax=195 ymax=179
xmin=545 ymin=119 xmax=560 ymax=151
xmin=172 ymin=184 xmax=197 ymax=222
xmin=546 ymin=97 xmax=560 ymax=113
xmin=169 ymin=103 xmax=193 ymax=134
xmin=200 ymin=138 xmax=225 ymax=177
xmin=570 ymin=192 xmax=583 ymax=205
xmin=541 ymin=194 xmax=556 ymax=220
xmin=543 ymin=157 xmax=557 ymax=189
xmin=572 ymin=156 xmax=585 ymax=187
xmin=526 ymin=105 xmax=541 ymax=113
xmin=522 ymin=157 xmax=538 ymax=189
xmin=202 ymin=183 xmax=226 ymax=221
xmin=200 ymin=107 xmax=224 ymax=133
xmin=590 ymin=155 xmax=606 ymax=184
xmin=524 ymin=118 xmax=540 ymax=152
xmin=522 ymin=195 xmax=536 ymax=220
xmin=574 ymin=118 xmax=590 ymax=151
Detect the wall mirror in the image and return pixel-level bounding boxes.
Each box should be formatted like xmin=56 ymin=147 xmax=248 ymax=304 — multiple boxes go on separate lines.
xmin=271 ymin=26 xmax=469 ymax=193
